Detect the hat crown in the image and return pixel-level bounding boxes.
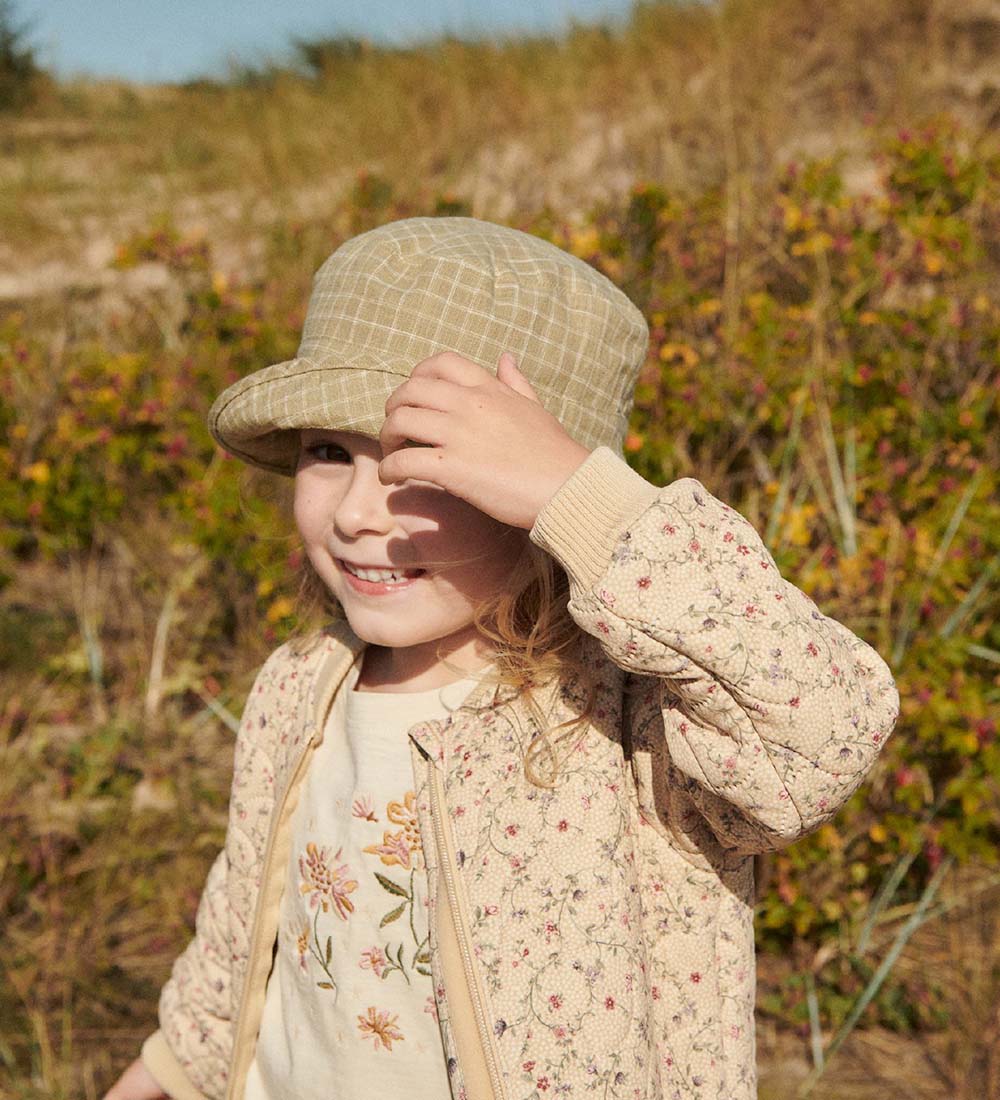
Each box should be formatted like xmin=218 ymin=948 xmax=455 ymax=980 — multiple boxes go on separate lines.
xmin=207 ymin=217 xmax=649 ymax=476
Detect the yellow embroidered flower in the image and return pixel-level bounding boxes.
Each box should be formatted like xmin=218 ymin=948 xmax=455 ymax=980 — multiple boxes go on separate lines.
xmin=363 ymin=829 xmax=413 ymax=869
xmin=357 ymin=1005 xmax=404 ymax=1051
xmin=299 ymin=842 xmax=358 ymax=919
xmin=296 ymin=924 xmax=310 ymax=970
xmin=383 ymin=790 xmax=425 ymax=867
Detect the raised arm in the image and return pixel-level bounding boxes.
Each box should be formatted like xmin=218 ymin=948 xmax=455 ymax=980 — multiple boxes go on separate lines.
xmin=529 ymin=446 xmax=900 ymax=854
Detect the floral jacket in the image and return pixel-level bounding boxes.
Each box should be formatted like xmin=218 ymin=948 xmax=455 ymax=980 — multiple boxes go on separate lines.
xmin=141 ymin=446 xmax=900 ymax=1100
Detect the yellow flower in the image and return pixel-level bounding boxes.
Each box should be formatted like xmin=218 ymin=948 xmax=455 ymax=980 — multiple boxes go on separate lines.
xmin=22 ymin=461 xmax=50 ymax=484
xmin=357 ymin=1006 xmax=405 ymax=1051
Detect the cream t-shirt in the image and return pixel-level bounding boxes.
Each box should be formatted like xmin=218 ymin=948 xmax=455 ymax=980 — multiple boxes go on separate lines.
xmin=244 ymin=655 xmax=492 ymax=1100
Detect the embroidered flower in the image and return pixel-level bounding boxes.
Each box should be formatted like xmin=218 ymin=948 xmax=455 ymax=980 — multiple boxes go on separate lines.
xmin=363 ymin=829 xmax=414 ymax=869
xmin=363 ymin=790 xmax=424 ymax=869
xmin=296 ymin=924 xmax=310 ymax=971
xmin=359 ymin=945 xmax=388 ymax=977
xmin=352 ymin=794 xmax=377 ymax=821
xmin=357 ymin=1006 xmax=404 ymax=1051
xmin=299 ymin=842 xmax=358 ymax=919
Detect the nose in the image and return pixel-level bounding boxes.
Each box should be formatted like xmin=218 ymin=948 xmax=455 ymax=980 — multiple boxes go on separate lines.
xmin=333 ymin=455 xmax=394 ymax=538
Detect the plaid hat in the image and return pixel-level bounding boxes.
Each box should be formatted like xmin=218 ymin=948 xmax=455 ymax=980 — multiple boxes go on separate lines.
xmin=207 ymin=216 xmax=649 ymax=475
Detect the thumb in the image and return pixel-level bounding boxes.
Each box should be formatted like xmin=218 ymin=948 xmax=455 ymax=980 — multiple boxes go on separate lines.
xmin=497 ymin=352 xmax=540 ymax=402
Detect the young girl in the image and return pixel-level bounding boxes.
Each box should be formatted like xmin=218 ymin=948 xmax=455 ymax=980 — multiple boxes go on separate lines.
xmin=105 ymin=216 xmax=899 ymax=1100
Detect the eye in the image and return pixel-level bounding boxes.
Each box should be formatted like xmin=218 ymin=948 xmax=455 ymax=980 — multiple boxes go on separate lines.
xmin=303 ymin=441 xmax=350 ymax=463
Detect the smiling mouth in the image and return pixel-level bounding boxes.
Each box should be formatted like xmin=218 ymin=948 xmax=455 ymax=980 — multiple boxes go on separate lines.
xmin=337 ymin=560 xmax=426 ymax=582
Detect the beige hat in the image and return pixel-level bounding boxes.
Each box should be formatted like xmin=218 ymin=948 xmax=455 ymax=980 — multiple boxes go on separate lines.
xmin=207 ymin=217 xmax=649 ymax=475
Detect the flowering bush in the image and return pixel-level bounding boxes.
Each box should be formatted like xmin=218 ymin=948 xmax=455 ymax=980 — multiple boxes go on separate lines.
xmin=0 ymin=119 xmax=996 ymax=1067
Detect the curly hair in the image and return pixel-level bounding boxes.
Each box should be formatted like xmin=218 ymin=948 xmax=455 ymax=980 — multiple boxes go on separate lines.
xmin=284 ymin=536 xmax=599 ymax=789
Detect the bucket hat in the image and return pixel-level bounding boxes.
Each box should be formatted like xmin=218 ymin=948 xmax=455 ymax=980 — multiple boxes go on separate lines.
xmin=207 ymin=216 xmax=649 ymax=476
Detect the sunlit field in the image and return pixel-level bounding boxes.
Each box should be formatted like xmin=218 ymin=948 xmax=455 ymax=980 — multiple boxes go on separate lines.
xmin=1 ymin=1 xmax=998 ymax=1096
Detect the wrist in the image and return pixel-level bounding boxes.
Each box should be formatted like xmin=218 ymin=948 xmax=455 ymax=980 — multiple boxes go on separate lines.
xmin=529 ymin=441 xmax=592 ymax=528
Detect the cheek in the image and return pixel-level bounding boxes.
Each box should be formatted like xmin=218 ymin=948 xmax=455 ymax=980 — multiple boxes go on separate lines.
xmin=292 ymin=475 xmax=327 ymax=541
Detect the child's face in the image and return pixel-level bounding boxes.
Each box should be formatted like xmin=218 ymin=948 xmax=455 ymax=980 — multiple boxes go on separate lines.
xmin=294 ymin=428 xmax=528 ymax=679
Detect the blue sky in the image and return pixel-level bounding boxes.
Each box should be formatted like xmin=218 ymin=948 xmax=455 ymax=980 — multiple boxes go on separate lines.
xmin=17 ymin=0 xmax=640 ymax=83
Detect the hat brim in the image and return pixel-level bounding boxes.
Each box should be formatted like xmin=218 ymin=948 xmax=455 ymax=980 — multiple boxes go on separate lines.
xmin=207 ymin=351 xmax=419 ymax=476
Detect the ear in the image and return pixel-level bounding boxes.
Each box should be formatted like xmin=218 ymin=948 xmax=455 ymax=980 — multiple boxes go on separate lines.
xmin=497 ymin=352 xmax=541 ymax=403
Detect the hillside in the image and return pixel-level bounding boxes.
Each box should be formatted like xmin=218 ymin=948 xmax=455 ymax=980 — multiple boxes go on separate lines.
xmin=2 ymin=0 xmax=998 ymax=304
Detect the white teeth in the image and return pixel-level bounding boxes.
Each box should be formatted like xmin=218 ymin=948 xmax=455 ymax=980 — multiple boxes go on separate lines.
xmin=343 ymin=563 xmax=419 ymax=583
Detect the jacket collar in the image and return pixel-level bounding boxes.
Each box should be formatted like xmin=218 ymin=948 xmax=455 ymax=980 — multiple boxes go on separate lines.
xmin=307 ymin=618 xmax=528 ymax=769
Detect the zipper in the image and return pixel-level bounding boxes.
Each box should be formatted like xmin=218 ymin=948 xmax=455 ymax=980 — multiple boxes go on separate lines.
xmin=224 ymin=734 xmax=320 ymax=1100
xmin=429 ymin=760 xmax=506 ymax=1100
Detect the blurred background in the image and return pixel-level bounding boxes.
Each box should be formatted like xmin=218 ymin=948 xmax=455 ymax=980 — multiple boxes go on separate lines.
xmin=1 ymin=1 xmax=998 ymax=1097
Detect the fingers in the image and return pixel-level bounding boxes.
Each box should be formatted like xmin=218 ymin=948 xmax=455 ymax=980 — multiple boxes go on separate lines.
xmin=496 ymin=351 xmax=540 ymax=402
xmin=410 ymin=351 xmax=490 ymax=386
xmin=379 ymin=441 xmax=447 ymax=486
xmin=384 ymin=374 xmax=461 ymax=418
xmin=379 ymin=405 xmax=450 ymax=456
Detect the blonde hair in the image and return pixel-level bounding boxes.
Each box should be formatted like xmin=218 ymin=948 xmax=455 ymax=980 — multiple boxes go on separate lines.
xmin=285 ymin=537 xmax=599 ymax=788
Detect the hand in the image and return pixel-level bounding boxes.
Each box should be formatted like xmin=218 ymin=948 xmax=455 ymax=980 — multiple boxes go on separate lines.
xmin=379 ymin=351 xmax=592 ymax=529
xmin=103 ymin=1056 xmax=169 ymax=1100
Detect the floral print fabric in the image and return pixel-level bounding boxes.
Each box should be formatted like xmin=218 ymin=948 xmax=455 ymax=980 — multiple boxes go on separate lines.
xmin=148 ymin=446 xmax=900 ymax=1100
xmin=244 ymin=658 xmax=490 ymax=1100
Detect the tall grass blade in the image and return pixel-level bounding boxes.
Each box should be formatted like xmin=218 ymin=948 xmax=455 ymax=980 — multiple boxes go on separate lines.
xmin=938 ymin=552 xmax=1000 ymax=639
xmin=795 ymin=855 xmax=954 ymax=1098
xmin=891 ymin=468 xmax=984 ymax=668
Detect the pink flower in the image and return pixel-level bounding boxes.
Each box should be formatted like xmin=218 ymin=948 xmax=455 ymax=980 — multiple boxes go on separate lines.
xmin=298 ymin=843 xmax=358 ymax=920
xmin=360 ymin=946 xmax=388 ymax=977
xmin=352 ymin=794 xmax=377 ymax=821
xmin=363 ymin=829 xmax=413 ymax=869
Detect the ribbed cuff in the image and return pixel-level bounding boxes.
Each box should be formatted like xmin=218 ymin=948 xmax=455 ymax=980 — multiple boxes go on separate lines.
xmin=141 ymin=1030 xmax=210 ymax=1100
xmin=529 ymin=445 xmax=661 ymax=591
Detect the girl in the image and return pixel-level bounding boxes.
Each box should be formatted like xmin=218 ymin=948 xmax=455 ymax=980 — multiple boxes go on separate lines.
xmin=105 ymin=216 xmax=899 ymax=1100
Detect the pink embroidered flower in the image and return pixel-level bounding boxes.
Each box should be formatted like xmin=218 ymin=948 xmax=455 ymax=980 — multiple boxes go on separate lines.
xmin=637 ymin=575 xmax=652 ymax=589
xmin=605 ymin=996 xmax=615 ymax=1009
xmin=359 ymin=946 xmax=388 ymax=977
xmin=363 ymin=829 xmax=413 ymax=869
xmin=424 ymin=994 xmax=438 ymax=1021
xmin=352 ymin=794 xmax=377 ymax=821
xmin=299 ymin=842 xmax=358 ymax=919
xmin=691 ymin=971 xmax=702 ymax=982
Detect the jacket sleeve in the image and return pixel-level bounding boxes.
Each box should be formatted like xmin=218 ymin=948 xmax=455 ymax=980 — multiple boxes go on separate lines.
xmin=529 ymin=446 xmax=900 ymax=855
xmin=141 ymin=650 xmax=283 ymax=1100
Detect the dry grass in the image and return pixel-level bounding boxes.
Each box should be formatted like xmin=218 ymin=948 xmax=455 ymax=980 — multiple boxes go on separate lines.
xmin=756 ymin=863 xmax=1000 ymax=1099
xmin=2 ymin=0 xmax=999 ymax=1095
xmin=2 ymin=0 xmax=998 ymax=298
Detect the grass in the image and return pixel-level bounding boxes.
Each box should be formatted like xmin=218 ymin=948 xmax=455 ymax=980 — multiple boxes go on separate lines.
xmin=2 ymin=0 xmax=999 ymax=1095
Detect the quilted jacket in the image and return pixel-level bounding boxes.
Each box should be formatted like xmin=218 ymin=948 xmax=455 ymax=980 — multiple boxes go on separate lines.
xmin=140 ymin=445 xmax=900 ymax=1100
